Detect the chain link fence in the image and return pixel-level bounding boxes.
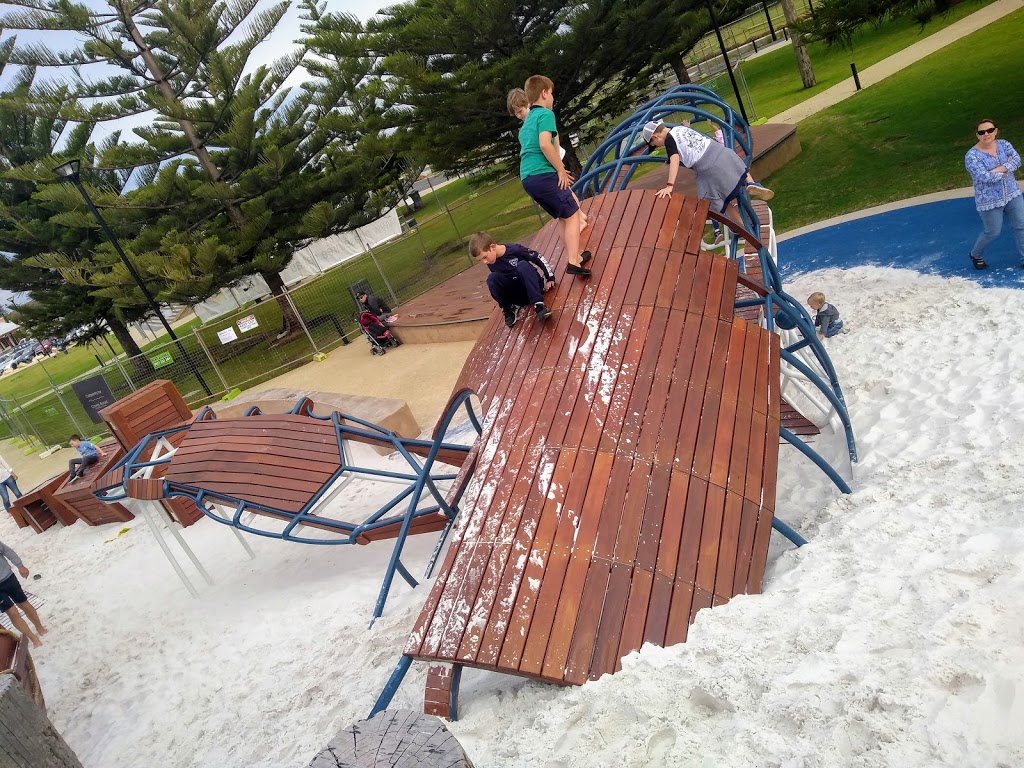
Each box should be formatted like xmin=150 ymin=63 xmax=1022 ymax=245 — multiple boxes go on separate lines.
xmin=686 ymin=0 xmax=814 ymax=82
xmin=0 ymin=175 xmax=546 ymax=451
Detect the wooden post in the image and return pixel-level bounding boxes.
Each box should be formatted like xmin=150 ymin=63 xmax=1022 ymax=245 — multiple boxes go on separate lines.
xmin=308 ymin=709 xmax=473 ymax=767
xmin=0 ymin=675 xmax=84 ymax=768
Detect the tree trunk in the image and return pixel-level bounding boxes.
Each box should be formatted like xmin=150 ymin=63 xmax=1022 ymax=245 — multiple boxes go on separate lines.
xmin=555 ymin=118 xmax=584 ymax=181
xmin=105 ymin=314 xmax=155 ymax=378
xmin=123 ymin=5 xmax=297 ymax=335
xmin=262 ymin=271 xmax=304 ymax=339
xmin=782 ymin=0 xmax=816 ymax=88
xmin=671 ymin=59 xmax=693 ymax=85
xmin=121 ymin=7 xmax=246 ymax=229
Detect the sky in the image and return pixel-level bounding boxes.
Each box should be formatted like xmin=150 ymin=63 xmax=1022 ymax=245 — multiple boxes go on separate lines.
xmin=0 ymin=0 xmax=390 ymax=313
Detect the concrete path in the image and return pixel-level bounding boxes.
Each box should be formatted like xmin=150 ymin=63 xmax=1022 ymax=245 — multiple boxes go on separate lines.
xmin=770 ymin=0 xmax=1024 ymax=124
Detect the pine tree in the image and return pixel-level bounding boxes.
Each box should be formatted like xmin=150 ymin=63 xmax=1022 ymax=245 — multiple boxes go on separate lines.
xmin=0 ymin=44 xmax=152 ymax=360
xmin=781 ymin=0 xmax=815 ymax=88
xmin=0 ymin=0 xmax=412 ymax=337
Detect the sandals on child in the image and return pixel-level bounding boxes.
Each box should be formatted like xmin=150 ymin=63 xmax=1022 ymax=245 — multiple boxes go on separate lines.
xmin=970 ymin=253 xmax=988 ymax=270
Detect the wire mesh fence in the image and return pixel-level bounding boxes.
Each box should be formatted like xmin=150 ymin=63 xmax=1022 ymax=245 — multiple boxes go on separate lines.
xmin=0 ymin=175 xmax=547 ymax=450
xmin=686 ymin=0 xmax=815 ymax=80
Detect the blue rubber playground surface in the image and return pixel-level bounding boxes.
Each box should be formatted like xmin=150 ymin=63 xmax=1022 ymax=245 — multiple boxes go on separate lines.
xmin=778 ymin=196 xmax=1024 ymax=288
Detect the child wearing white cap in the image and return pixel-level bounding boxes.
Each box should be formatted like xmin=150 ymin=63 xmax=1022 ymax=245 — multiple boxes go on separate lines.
xmin=643 ymin=120 xmax=768 ymax=246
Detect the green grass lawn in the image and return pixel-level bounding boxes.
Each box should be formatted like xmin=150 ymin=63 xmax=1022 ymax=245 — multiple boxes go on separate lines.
xmin=724 ymin=0 xmax=998 ymax=120
xmin=764 ymin=7 xmax=1024 ymax=232
xmin=0 ymin=175 xmax=544 ymax=443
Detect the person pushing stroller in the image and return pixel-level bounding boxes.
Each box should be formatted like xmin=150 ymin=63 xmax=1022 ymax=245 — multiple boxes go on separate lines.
xmin=469 ymin=231 xmax=556 ymax=328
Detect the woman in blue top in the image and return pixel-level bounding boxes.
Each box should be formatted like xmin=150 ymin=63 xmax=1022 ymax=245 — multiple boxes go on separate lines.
xmin=964 ymin=118 xmax=1023 ymax=269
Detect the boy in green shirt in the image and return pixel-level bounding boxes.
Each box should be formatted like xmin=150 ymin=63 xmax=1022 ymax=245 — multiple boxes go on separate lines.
xmin=519 ymin=75 xmax=592 ymax=277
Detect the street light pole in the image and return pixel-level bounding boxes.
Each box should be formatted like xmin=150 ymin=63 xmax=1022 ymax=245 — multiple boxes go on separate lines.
xmin=704 ymin=0 xmax=750 ymax=123
xmin=53 ymin=160 xmax=213 ymax=397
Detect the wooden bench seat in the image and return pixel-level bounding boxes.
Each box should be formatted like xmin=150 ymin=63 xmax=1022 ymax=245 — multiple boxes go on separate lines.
xmin=8 ymin=474 xmax=77 ymax=533
xmin=399 ymin=190 xmax=781 ymax=711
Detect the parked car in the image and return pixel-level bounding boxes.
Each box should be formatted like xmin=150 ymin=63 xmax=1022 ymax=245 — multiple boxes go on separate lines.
xmin=32 ymin=339 xmax=54 ymax=356
xmin=9 ymin=345 xmax=37 ymax=369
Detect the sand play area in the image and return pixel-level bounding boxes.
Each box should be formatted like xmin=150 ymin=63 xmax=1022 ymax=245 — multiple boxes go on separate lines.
xmin=1 ymin=266 xmax=1023 ymax=766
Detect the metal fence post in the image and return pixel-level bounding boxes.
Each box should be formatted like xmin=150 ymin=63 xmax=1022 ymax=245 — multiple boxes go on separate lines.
xmin=284 ymin=290 xmax=321 ymax=356
xmin=192 ymin=328 xmax=231 ymax=392
xmin=356 ymin=231 xmax=401 ymax=308
xmin=38 ymin=359 xmax=89 ymax=436
xmin=109 ymin=349 xmax=137 ymax=392
xmin=9 ymin=394 xmax=47 ymax=449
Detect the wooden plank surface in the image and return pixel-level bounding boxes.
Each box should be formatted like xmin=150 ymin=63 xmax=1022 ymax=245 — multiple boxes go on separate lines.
xmin=406 ymin=190 xmax=781 ymax=692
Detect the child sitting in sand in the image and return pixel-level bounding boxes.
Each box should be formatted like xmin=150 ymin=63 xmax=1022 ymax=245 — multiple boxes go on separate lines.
xmin=808 ymin=292 xmax=845 ymax=339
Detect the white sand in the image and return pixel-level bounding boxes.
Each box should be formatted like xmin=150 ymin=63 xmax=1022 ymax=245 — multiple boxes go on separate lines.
xmin=3 ymin=266 xmax=1023 ymax=767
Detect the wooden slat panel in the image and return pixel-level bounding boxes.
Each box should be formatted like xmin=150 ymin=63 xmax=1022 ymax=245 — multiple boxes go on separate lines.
xmin=407 ymin=190 xmax=791 ymax=702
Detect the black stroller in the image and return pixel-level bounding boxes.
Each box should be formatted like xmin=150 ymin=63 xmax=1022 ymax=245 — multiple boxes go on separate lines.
xmin=359 ymin=311 xmax=401 ymax=356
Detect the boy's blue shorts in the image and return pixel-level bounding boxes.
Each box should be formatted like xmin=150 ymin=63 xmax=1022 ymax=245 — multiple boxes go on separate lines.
xmin=522 ymin=172 xmax=579 ymax=220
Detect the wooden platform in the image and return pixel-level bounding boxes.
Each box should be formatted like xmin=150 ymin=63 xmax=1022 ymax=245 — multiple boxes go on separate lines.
xmin=403 ymin=190 xmax=781 ymax=699
xmin=8 ymin=474 xmax=76 ymax=533
xmin=51 ymin=438 xmax=134 ymax=527
xmin=386 ymin=264 xmax=493 ymax=344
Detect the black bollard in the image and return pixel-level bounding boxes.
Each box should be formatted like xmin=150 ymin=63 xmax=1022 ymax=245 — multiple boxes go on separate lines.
xmin=851 ymin=63 xmax=862 ymax=91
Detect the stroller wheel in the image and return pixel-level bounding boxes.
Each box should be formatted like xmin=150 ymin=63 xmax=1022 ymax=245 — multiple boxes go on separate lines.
xmin=372 ymin=346 xmax=386 ymax=356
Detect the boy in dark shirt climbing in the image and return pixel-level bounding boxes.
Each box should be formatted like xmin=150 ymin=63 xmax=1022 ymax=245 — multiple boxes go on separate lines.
xmin=469 ymin=231 xmax=555 ymax=328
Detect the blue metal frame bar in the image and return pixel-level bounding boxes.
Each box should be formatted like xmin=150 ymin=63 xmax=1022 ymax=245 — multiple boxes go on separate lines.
xmin=771 ymin=517 xmax=808 ymax=547
xmin=779 ymin=426 xmax=852 ymax=494
xmin=94 ymin=393 xmax=485 ymax=622
xmin=449 ymin=664 xmax=463 ymax=721
xmin=370 ymin=655 xmax=413 ymax=718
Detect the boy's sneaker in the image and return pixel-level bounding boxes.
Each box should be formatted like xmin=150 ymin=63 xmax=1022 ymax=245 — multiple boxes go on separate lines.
xmin=534 ymin=303 xmax=552 ymax=321
xmin=747 ymin=182 xmax=775 ymax=200
xmin=566 ymin=264 xmax=592 ymax=277
xmin=502 ymin=307 xmax=517 ymax=328
xmin=68 ymin=475 xmax=79 ymax=484
xmin=703 ymin=233 xmax=726 ymax=250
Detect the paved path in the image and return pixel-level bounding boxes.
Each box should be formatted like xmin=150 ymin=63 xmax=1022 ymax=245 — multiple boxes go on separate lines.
xmin=770 ymin=0 xmax=1024 ymax=124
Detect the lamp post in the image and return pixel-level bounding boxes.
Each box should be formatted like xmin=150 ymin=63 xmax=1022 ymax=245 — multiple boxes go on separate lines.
xmin=54 ymin=159 xmax=212 ymax=397
xmin=704 ymin=0 xmax=750 ymax=123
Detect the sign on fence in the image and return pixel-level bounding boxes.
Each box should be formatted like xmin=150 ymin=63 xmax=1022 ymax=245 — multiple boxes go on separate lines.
xmin=150 ymin=351 xmax=174 ymax=369
xmin=71 ymin=375 xmax=116 ymax=424
xmin=217 ymin=327 xmax=238 ymax=344
xmin=237 ymin=314 xmax=258 ymax=333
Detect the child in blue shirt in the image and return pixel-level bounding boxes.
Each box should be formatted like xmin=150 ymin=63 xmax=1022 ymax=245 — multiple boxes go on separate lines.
xmin=68 ymin=434 xmax=105 ymax=483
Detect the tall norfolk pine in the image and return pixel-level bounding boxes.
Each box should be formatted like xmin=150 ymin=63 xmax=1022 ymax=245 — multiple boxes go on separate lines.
xmin=0 ymin=0 xmax=413 ymax=335
xmin=304 ymin=0 xmax=734 ymax=181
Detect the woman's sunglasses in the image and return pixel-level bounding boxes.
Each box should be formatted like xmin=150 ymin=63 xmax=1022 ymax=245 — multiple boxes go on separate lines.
xmin=977 ymin=127 xmax=997 ymax=135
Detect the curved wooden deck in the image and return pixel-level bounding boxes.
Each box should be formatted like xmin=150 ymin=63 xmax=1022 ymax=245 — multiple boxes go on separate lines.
xmin=403 ymin=189 xmax=781 ymax=697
